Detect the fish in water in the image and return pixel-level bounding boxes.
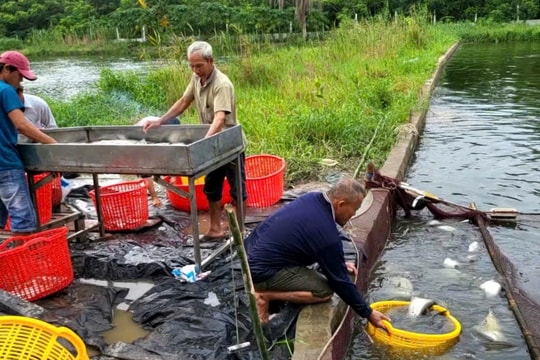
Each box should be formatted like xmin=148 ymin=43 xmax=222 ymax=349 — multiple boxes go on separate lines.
xmin=437 ymin=225 xmax=457 ymax=232
xmin=374 ymin=276 xmax=414 ymax=300
xmin=468 ymin=241 xmax=480 ymax=252
xmin=474 ymin=308 xmax=506 ymax=342
xmin=427 ymin=219 xmax=459 ymax=231
xmin=407 ymin=296 xmax=435 ymax=317
xmin=443 ymin=257 xmax=460 ymax=269
xmin=480 ymin=279 xmax=502 ymax=297
xmin=385 ymin=302 xmax=454 ymax=335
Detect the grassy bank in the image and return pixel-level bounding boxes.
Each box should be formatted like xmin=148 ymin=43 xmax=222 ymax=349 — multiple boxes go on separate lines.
xmin=48 ymin=18 xmax=461 ymax=185
xmin=0 ymin=28 xmax=136 ymax=57
xmin=48 ymin=19 xmax=540 ymax=185
xmin=448 ymin=21 xmax=540 ymax=42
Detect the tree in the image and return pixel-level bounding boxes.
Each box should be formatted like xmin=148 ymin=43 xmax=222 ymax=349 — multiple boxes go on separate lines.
xmin=89 ymin=0 xmax=120 ymax=16
xmin=296 ymin=0 xmax=313 ymax=38
xmin=518 ymin=0 xmax=539 ymax=20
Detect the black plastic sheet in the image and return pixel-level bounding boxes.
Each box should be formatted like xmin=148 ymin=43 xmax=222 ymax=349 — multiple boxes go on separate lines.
xmin=0 ymin=183 xmax=355 ymax=359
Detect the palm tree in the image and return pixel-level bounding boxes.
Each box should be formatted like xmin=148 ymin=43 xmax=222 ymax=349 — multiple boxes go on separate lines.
xmin=296 ymin=0 xmax=313 ymax=39
xmin=269 ymin=0 xmax=315 ymax=39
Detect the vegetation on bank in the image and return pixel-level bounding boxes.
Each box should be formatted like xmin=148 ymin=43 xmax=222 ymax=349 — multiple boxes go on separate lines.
xmin=27 ymin=21 xmax=540 ymax=185
xmin=46 ymin=17 xmax=456 ymax=185
xmin=1 ymin=0 xmax=538 ymax=44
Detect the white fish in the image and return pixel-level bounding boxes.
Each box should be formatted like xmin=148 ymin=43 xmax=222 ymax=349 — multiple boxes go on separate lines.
xmin=375 ymin=276 xmax=414 ymax=300
xmin=474 ymin=308 xmax=506 ymax=342
xmin=468 ymin=241 xmax=480 ymax=252
xmin=466 ymin=254 xmax=479 ymax=262
xmin=438 ymin=225 xmax=456 ymax=232
xmin=408 ymin=296 xmax=435 ymax=317
xmin=428 ymin=220 xmax=442 ymax=226
xmin=480 ymin=280 xmax=502 ymax=297
xmin=443 ymin=257 xmax=459 ymax=269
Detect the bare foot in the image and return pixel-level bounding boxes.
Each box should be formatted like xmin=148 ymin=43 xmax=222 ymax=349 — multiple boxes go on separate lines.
xmin=256 ymin=293 xmax=270 ymax=324
xmin=204 ymin=231 xmax=225 ymax=238
xmin=200 ymin=232 xmax=228 ymax=242
xmin=152 ymin=197 xmax=163 ymax=207
xmin=205 ymin=225 xmax=225 ymax=239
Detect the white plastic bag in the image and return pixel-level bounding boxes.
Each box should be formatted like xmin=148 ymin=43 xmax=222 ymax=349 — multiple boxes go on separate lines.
xmin=171 ymin=264 xmax=211 ymax=283
xmin=60 ymin=177 xmax=73 ymax=202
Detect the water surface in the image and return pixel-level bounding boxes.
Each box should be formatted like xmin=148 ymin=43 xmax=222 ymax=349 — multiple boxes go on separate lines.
xmin=348 ymin=41 xmax=540 ymax=359
xmin=21 ymin=56 xmax=165 ymax=100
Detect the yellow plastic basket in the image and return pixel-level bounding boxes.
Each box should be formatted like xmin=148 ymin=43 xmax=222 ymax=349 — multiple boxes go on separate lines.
xmin=0 ymin=316 xmax=89 ymax=360
xmin=366 ymin=300 xmax=461 ymax=351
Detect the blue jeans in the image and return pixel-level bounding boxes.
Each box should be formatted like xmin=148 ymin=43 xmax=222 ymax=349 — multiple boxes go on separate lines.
xmin=0 ymin=169 xmax=38 ymax=233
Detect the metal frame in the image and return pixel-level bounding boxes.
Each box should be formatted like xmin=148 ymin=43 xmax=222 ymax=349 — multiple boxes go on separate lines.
xmin=23 ymin=173 xmax=95 ymax=242
xmin=19 ymin=125 xmax=245 ymax=269
xmin=153 ymin=153 xmax=244 ymax=268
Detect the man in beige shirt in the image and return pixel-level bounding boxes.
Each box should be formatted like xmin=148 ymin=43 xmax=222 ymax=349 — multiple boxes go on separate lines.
xmin=143 ymin=41 xmax=247 ymax=240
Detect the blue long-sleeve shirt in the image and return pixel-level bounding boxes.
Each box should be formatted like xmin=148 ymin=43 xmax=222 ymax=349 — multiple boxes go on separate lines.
xmin=246 ymin=192 xmax=373 ymax=319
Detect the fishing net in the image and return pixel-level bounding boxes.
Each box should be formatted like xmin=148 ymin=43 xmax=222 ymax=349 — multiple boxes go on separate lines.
xmin=475 ymin=216 xmax=540 ymax=359
xmin=364 ymin=163 xmax=486 ymax=221
xmin=365 ymin=163 xmax=540 ymax=359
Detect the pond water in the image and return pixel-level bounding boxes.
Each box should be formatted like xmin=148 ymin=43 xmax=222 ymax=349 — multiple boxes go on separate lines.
xmin=21 ymin=56 xmax=165 ymax=100
xmin=347 ymin=42 xmax=540 ymax=359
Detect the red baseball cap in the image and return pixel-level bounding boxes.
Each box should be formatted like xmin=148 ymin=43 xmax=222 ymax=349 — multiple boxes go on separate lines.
xmin=0 ymin=51 xmax=37 ymax=81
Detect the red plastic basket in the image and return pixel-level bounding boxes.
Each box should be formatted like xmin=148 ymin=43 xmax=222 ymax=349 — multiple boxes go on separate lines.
xmin=4 ymin=173 xmax=53 ymax=230
xmin=245 ymin=155 xmax=286 ymax=208
xmin=164 ymin=176 xmax=232 ymax=212
xmin=0 ymin=226 xmax=72 ymax=301
xmin=34 ymin=173 xmax=53 ymax=225
xmin=52 ymin=176 xmax=62 ymax=207
xmin=88 ymin=180 xmax=149 ymax=231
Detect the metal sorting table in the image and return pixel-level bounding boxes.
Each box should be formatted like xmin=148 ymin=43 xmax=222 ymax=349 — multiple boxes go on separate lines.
xmin=18 ymin=124 xmax=245 ymax=269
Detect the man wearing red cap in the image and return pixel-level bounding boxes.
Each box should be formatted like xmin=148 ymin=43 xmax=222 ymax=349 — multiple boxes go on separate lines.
xmin=0 ymin=50 xmax=56 ymax=233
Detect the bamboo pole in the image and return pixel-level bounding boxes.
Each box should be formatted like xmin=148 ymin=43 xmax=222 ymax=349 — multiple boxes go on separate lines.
xmin=225 ymin=204 xmax=269 ymax=359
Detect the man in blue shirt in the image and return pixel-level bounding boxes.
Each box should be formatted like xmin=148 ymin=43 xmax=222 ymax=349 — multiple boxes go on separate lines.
xmin=0 ymin=50 xmax=56 ymax=233
xmin=246 ymin=176 xmax=389 ymax=330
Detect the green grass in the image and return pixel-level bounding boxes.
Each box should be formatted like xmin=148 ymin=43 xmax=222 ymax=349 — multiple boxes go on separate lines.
xmin=53 ymin=19 xmax=539 ymax=185
xmin=445 ymin=21 xmax=540 ymax=42
xmin=19 ymin=28 xmax=135 ymax=57
xmin=49 ymin=18 xmax=459 ymax=185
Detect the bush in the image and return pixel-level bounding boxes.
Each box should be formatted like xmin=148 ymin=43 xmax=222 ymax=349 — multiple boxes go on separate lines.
xmin=0 ymin=37 xmax=24 ymax=51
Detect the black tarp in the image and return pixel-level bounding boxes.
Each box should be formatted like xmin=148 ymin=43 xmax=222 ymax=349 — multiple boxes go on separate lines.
xmin=0 ymin=184 xmax=357 ymax=359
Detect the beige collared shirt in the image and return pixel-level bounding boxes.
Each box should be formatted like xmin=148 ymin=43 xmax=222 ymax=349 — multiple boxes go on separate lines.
xmin=182 ymin=67 xmax=237 ymax=128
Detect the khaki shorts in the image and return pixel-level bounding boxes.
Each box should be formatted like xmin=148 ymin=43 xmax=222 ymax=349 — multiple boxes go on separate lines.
xmin=254 ymin=266 xmax=333 ymax=298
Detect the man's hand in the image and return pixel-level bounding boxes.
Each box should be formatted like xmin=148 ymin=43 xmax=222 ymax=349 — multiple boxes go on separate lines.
xmin=142 ymin=118 xmax=161 ymax=133
xmin=368 ymin=310 xmax=391 ymax=333
xmin=345 ymin=262 xmax=358 ymax=276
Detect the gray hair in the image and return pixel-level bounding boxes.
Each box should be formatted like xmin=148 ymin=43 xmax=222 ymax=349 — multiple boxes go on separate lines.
xmin=327 ymin=175 xmax=365 ymax=203
xmin=187 ymin=41 xmax=213 ymax=60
